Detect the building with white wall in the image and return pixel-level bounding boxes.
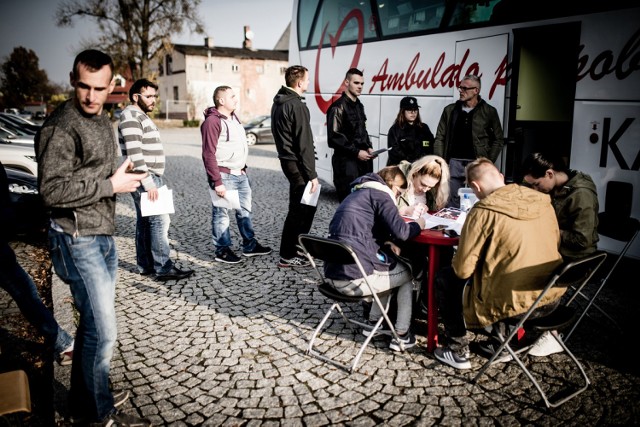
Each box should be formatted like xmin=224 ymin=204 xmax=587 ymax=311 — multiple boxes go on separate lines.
xmin=157 ymin=29 xmax=288 ymax=123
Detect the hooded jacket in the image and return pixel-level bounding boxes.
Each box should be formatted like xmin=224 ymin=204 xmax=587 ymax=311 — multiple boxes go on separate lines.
xmin=453 ymin=184 xmax=563 ymax=329
xmin=270 ymin=86 xmax=317 ymax=180
xmin=434 ymin=98 xmax=504 ymax=162
xmin=552 ymin=170 xmax=599 ymax=260
xmin=324 ymin=173 xmax=422 ymax=280
xmin=201 ymin=107 xmax=248 ymax=188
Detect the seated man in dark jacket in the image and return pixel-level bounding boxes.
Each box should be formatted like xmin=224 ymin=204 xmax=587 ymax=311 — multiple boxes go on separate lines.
xmin=324 ymin=166 xmax=425 ymax=351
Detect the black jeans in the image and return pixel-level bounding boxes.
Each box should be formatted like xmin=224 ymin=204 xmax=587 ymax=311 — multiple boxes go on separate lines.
xmin=435 ymin=266 xmax=469 ymax=352
xmin=332 ymin=152 xmax=373 ymax=202
xmin=279 ymin=159 xmax=317 ymax=259
xmin=447 ymin=158 xmax=474 ymax=208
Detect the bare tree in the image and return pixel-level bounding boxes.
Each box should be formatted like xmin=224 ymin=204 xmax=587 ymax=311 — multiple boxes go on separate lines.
xmin=56 ymin=0 xmax=204 ymax=80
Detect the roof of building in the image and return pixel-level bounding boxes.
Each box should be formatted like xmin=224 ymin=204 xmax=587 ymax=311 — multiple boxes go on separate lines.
xmin=273 ymin=22 xmax=290 ymax=52
xmin=172 ymin=44 xmax=287 ymax=61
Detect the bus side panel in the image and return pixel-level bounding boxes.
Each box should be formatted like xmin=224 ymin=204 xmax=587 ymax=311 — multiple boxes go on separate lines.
xmin=572 ymin=101 xmax=640 ymax=258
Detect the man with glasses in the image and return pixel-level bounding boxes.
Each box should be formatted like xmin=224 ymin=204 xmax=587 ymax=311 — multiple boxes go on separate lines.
xmin=118 ymin=78 xmax=194 ymax=281
xmin=327 ymin=68 xmax=374 ymax=202
xmin=434 ymin=74 xmax=504 ymax=208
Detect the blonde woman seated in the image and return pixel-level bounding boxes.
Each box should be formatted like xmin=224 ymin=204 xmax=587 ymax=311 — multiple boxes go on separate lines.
xmin=397 ymin=154 xmax=450 ymax=217
xmin=394 ymin=155 xmax=451 ymax=312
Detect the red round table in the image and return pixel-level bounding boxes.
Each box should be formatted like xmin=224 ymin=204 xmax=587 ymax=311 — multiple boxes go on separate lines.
xmin=412 ymin=229 xmax=459 ymax=352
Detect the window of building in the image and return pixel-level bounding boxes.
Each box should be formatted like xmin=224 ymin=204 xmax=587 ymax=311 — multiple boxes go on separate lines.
xmin=173 ymin=86 xmax=179 ymax=103
xmin=256 ymin=65 xmax=264 ymax=74
xmin=165 ymin=54 xmax=173 ymax=75
xmin=231 ymin=64 xmax=239 ymax=73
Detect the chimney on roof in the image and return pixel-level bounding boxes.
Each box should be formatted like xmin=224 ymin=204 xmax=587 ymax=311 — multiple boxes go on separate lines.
xmin=205 ymin=36 xmax=214 ymax=48
xmin=243 ymin=25 xmax=254 ymax=50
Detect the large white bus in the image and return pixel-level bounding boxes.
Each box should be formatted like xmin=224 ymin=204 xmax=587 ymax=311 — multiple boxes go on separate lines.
xmin=288 ymin=0 xmax=640 ymax=258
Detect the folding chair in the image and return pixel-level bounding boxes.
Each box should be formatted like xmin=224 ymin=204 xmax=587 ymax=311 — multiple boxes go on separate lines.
xmin=564 ymin=181 xmax=639 ymax=341
xmin=298 ymin=234 xmax=406 ymax=373
xmin=472 ymin=252 xmax=607 ymax=408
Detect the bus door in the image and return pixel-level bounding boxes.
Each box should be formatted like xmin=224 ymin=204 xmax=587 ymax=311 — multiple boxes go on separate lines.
xmin=505 ymin=22 xmax=581 ymax=182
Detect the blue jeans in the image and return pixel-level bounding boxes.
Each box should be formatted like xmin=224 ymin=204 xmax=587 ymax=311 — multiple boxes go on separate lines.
xmin=48 ymin=230 xmax=118 ymax=422
xmin=211 ymin=172 xmax=257 ymax=254
xmin=130 ymin=174 xmax=173 ymax=274
xmin=0 ymin=241 xmax=74 ymax=355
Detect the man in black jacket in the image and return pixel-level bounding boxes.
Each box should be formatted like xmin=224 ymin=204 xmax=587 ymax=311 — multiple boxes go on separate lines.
xmin=271 ymin=65 xmax=319 ymax=268
xmin=327 ymin=68 xmax=374 ymax=201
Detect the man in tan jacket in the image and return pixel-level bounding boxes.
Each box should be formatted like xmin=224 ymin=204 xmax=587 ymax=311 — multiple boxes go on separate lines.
xmin=433 ymin=158 xmax=563 ymax=370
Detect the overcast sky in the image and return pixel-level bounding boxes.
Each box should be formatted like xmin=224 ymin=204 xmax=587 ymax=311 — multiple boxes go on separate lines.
xmin=0 ymin=0 xmax=293 ymax=86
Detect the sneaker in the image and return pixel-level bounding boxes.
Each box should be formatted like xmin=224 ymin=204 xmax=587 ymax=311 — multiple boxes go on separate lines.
xmin=528 ymin=331 xmax=564 ymax=357
xmin=58 ymin=342 xmax=74 ymax=366
xmin=91 ymin=411 xmax=152 ymax=426
xmin=389 ymin=331 xmax=417 ymax=352
xmin=113 ymin=390 xmax=130 ymax=408
xmin=243 ymin=243 xmax=273 ymax=257
xmin=215 ymin=248 xmax=242 ymax=264
xmin=434 ymin=346 xmax=472 ymax=370
xmin=478 ymin=340 xmax=513 ymax=363
xmin=277 ymin=256 xmax=310 ymax=268
xmin=362 ymin=319 xmax=390 ymax=337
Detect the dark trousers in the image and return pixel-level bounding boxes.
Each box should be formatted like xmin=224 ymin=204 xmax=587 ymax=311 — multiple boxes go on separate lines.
xmin=279 ymin=159 xmax=317 ymax=259
xmin=435 ymin=266 xmax=469 ymax=351
xmin=447 ymin=158 xmax=474 ymax=208
xmin=332 ymin=153 xmax=373 ymax=202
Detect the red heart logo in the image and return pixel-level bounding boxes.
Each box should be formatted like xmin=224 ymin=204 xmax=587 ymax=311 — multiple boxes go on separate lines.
xmin=314 ymin=9 xmax=364 ymax=114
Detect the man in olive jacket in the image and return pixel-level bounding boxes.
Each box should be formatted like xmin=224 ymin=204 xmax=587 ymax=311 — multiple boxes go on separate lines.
xmin=433 ymin=158 xmax=563 ymax=370
xmin=434 ymin=74 xmax=504 ymax=208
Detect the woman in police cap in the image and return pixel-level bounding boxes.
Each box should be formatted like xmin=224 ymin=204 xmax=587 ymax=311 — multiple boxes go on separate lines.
xmin=386 ymin=96 xmax=435 ymax=166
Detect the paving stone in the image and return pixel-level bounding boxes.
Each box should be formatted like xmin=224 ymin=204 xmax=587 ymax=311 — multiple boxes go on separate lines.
xmin=26 ymin=127 xmax=638 ymax=426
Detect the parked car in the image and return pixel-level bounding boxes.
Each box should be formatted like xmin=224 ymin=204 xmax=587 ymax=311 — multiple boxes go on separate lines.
xmin=243 ymin=115 xmax=274 ymax=145
xmin=3 ymin=108 xmax=33 ymax=120
xmin=0 ymin=126 xmax=34 ymax=146
xmin=0 ymin=113 xmax=40 ymax=134
xmin=1 ymin=162 xmax=47 ymax=237
xmin=0 ymin=144 xmax=38 ymax=176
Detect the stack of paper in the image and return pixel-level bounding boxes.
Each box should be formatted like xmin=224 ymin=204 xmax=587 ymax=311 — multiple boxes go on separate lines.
xmin=141 ymin=185 xmax=175 ymax=216
xmin=421 ymin=207 xmax=467 ymax=235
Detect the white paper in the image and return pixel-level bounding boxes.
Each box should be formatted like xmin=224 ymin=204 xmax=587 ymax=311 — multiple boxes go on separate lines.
xmin=301 ymin=181 xmax=321 ymax=207
xmin=140 ymin=185 xmax=175 ymax=217
xmin=421 ymin=208 xmax=467 ymax=235
xmin=209 ymin=188 xmax=241 ymax=210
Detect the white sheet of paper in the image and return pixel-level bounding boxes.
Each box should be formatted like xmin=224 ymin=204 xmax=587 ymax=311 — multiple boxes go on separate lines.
xmin=209 ymin=188 xmax=241 ymax=210
xmin=140 ymin=185 xmax=175 ymax=217
xmin=421 ymin=210 xmax=467 ymax=235
xmin=301 ymin=181 xmax=321 ymax=206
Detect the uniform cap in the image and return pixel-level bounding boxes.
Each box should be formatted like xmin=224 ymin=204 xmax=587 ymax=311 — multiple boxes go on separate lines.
xmin=400 ymin=96 xmax=420 ymax=110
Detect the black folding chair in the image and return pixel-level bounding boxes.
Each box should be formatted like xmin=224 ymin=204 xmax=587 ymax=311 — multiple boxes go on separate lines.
xmin=298 ymin=234 xmax=405 ymax=373
xmin=564 ymin=181 xmax=639 ymax=341
xmin=472 ymin=252 xmax=607 ymax=408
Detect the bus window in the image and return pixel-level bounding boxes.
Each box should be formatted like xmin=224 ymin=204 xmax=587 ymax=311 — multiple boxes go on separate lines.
xmin=378 ymin=0 xmax=446 ymax=36
xmin=308 ymin=0 xmax=377 ymax=48
xmin=447 ymin=0 xmax=501 ymax=27
xmin=298 ymin=0 xmax=321 ymax=49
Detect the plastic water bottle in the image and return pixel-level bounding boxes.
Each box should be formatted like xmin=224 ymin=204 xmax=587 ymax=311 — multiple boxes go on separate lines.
xmin=460 ymin=194 xmax=472 ymax=212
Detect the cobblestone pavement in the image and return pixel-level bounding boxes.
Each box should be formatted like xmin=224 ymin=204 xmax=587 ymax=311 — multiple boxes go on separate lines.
xmin=35 ymin=127 xmax=640 ymax=425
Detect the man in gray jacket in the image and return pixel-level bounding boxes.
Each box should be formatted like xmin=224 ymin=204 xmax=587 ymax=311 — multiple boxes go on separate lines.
xmin=35 ymin=49 xmax=150 ymax=426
